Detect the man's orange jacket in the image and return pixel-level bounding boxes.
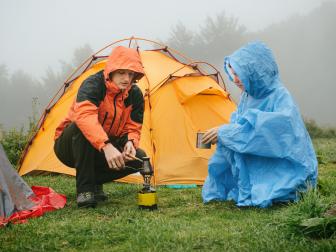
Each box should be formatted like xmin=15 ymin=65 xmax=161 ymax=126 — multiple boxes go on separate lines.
xmin=54 ymin=46 xmax=145 ymax=151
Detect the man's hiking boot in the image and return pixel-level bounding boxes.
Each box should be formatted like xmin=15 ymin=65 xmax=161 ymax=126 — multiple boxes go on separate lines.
xmin=95 ymin=184 xmax=108 ymax=202
xmin=77 ymin=192 xmax=97 ymax=208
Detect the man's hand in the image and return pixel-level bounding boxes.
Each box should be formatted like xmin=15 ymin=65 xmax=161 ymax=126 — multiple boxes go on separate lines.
xmin=123 ymin=141 xmax=136 ymax=161
xmin=102 ymin=143 xmax=125 ymax=170
xmin=202 ymin=127 xmax=219 ymax=145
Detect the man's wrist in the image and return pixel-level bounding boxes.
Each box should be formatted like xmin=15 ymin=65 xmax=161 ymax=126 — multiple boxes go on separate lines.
xmin=104 ymin=139 xmax=111 ymax=145
xmin=102 ymin=141 xmax=113 ymax=152
xmin=127 ymin=139 xmax=134 ymax=146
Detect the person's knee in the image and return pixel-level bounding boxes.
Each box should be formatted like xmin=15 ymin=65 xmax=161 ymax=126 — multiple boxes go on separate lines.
xmin=69 ymin=123 xmax=85 ymax=138
xmin=53 ymin=138 xmax=74 ymax=168
xmin=53 ymin=122 xmax=88 ymax=168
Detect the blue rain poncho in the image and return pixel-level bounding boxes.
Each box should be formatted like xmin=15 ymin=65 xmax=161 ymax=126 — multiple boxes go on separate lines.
xmin=202 ymin=42 xmax=318 ymax=208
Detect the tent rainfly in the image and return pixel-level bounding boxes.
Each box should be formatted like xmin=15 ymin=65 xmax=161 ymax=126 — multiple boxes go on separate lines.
xmin=18 ymin=37 xmax=236 ymax=185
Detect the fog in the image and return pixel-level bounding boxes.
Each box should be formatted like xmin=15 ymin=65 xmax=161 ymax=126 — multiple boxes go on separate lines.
xmin=1 ymin=0 xmax=335 ymax=129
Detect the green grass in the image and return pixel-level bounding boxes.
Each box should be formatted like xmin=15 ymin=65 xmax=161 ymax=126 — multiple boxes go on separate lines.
xmin=313 ymin=138 xmax=336 ymax=164
xmin=1 ymin=139 xmax=336 ymax=251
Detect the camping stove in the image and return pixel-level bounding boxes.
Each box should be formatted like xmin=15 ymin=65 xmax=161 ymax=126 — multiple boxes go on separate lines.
xmin=138 ymin=157 xmax=157 ymax=210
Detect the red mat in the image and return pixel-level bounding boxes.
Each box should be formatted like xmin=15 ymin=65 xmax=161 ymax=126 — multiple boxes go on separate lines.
xmin=0 ymin=186 xmax=66 ymax=227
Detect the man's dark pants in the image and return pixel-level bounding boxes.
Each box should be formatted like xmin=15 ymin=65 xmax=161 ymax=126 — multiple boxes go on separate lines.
xmin=54 ymin=123 xmax=145 ymax=193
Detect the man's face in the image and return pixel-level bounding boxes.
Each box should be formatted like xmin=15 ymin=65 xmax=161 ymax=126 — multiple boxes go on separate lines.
xmin=110 ymin=69 xmax=135 ymax=90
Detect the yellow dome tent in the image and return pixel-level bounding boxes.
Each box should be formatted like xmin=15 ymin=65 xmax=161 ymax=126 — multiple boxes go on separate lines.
xmin=18 ymin=37 xmax=236 ymax=185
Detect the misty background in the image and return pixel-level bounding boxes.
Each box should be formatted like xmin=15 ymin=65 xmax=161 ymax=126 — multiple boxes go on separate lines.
xmin=1 ymin=0 xmax=335 ymax=130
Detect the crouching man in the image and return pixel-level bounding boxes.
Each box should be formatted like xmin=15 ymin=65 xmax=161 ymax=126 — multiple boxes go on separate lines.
xmin=54 ymin=46 xmax=146 ymax=208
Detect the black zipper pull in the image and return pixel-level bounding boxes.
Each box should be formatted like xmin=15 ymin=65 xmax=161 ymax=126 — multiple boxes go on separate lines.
xmin=102 ymin=112 xmax=108 ymax=126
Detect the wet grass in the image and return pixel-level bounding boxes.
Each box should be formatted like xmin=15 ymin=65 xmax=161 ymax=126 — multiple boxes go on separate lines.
xmin=1 ymin=139 xmax=335 ymax=251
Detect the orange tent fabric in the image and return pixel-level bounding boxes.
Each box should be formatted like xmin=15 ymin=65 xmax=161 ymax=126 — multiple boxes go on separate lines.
xmin=18 ymin=38 xmax=236 ymax=185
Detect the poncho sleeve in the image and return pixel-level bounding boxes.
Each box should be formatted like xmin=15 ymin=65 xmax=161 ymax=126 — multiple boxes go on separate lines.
xmin=218 ymin=104 xmax=301 ymax=159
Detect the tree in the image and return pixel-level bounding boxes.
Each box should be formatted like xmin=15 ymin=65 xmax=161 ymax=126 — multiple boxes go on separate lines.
xmin=251 ymin=1 xmax=336 ymax=125
xmin=0 ymin=64 xmax=9 ymax=85
xmin=197 ymin=12 xmax=246 ymax=63
xmin=41 ymin=44 xmax=93 ymax=109
xmin=0 ymin=44 xmax=94 ymax=130
xmin=167 ymin=22 xmax=195 ymax=57
xmin=72 ymin=44 xmax=94 ymax=67
xmin=166 ymin=12 xmax=247 ymax=67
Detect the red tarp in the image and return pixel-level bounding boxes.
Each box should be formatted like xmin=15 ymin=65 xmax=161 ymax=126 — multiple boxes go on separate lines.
xmin=0 ymin=186 xmax=66 ymax=227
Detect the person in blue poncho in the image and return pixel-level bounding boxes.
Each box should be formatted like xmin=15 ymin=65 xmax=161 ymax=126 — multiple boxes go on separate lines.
xmin=201 ymin=41 xmax=318 ymax=208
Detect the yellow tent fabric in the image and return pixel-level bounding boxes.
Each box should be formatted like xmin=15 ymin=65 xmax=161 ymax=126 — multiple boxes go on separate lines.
xmin=18 ymin=46 xmax=236 ymax=185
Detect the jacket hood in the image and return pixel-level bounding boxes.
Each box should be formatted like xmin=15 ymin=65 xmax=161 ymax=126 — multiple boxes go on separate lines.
xmin=224 ymin=41 xmax=280 ymax=98
xmin=103 ymin=46 xmax=145 ymax=87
